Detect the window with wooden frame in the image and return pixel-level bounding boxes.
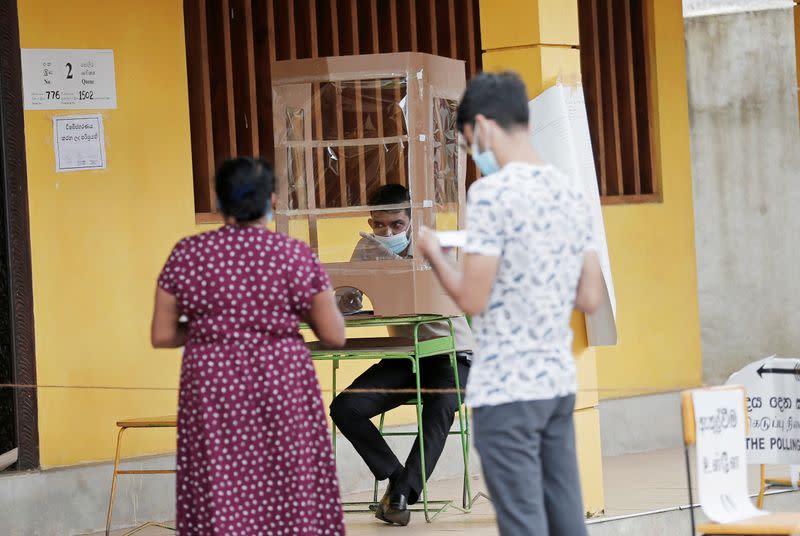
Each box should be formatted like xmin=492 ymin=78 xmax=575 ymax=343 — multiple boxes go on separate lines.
xmin=578 ymin=0 xmax=659 ymax=204
xmin=183 ymin=0 xmax=482 ymax=220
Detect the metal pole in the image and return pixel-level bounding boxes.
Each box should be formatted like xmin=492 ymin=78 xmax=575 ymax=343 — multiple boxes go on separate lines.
xmin=684 ymin=443 xmax=696 ymax=536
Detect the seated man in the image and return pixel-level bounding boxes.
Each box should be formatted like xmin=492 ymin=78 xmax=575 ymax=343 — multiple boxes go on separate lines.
xmin=330 ymin=184 xmax=475 ymax=527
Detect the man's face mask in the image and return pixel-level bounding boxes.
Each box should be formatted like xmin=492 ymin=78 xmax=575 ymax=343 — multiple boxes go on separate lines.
xmin=471 ymin=122 xmax=500 ymax=176
xmin=372 ymin=229 xmax=410 ymax=255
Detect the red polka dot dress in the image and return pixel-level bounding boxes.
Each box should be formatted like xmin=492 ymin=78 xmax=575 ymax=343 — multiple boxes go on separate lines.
xmin=158 ymin=225 xmax=345 ymax=535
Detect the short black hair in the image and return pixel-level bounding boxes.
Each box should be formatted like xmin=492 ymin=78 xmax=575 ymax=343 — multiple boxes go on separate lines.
xmin=368 ymin=184 xmax=411 ymax=216
xmin=456 ymin=71 xmax=529 ymax=133
xmin=215 ymin=157 xmax=275 ymax=223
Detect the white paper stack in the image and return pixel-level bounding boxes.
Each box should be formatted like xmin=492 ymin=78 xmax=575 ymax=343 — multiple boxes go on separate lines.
xmin=528 ymin=84 xmax=618 ymax=346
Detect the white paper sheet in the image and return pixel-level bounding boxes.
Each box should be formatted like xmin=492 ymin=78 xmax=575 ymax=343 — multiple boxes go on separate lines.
xmin=693 ymin=389 xmax=767 ymax=523
xmin=436 ymin=230 xmax=467 ymax=248
xmin=528 ymin=84 xmax=617 ymax=346
xmin=21 ymin=49 xmax=117 ymax=110
xmin=52 ymin=114 xmax=106 ymax=172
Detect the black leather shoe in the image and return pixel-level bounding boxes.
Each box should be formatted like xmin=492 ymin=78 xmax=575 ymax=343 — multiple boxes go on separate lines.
xmin=374 ymin=482 xmax=411 ymax=526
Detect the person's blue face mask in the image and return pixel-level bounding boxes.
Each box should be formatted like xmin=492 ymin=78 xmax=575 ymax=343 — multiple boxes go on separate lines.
xmin=372 ymin=230 xmax=409 ymax=255
xmin=471 ymin=123 xmax=500 ymax=176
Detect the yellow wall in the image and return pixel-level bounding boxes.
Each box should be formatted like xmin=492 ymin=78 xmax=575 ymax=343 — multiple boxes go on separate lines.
xmin=20 ymin=0 xmax=193 ymax=467
xmin=21 ymin=0 xmax=700 ymax=477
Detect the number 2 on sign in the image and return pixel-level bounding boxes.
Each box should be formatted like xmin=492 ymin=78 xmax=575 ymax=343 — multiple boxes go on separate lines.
xmin=46 ymin=91 xmax=60 ymax=100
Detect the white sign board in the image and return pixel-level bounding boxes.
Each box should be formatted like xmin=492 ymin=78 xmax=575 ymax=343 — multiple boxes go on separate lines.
xmin=693 ymin=389 xmax=766 ymax=523
xmin=53 ymin=115 xmax=106 ymax=172
xmin=21 ymin=49 xmax=117 ymax=110
xmin=529 ymin=84 xmax=617 ymax=346
xmin=726 ymin=356 xmax=800 ymax=465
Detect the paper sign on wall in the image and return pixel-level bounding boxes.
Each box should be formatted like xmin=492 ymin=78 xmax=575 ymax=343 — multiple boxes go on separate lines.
xmin=726 ymin=356 xmax=800 ymax=465
xmin=693 ymin=389 xmax=766 ymax=523
xmin=53 ymin=114 xmax=106 ymax=172
xmin=21 ymin=49 xmax=117 ymax=110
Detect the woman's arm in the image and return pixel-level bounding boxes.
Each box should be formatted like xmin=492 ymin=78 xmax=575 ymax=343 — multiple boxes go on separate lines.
xmin=151 ymin=287 xmax=188 ymax=348
xmin=307 ymin=289 xmax=346 ymax=347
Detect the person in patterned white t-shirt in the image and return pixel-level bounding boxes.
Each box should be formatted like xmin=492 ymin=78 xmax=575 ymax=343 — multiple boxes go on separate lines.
xmin=417 ymin=72 xmax=604 ymax=536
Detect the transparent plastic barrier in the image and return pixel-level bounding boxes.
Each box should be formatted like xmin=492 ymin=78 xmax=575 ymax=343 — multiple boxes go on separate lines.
xmin=275 ymin=78 xmax=411 ymax=212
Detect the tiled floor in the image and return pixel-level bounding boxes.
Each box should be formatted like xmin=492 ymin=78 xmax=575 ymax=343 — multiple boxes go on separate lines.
xmin=601 ymin=447 xmax=790 ymax=517
xmin=92 ymin=447 xmax=796 ymax=535
xmin=97 ymin=477 xmax=497 ymax=536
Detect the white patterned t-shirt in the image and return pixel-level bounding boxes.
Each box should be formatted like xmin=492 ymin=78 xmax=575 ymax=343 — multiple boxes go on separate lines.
xmin=463 ymin=162 xmax=594 ymax=407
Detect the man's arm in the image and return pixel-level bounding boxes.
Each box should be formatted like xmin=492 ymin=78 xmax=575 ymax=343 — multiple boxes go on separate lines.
xmin=417 ymin=228 xmax=499 ymax=316
xmin=417 ymin=180 xmax=505 ymax=316
xmin=575 ymin=250 xmax=603 ymax=314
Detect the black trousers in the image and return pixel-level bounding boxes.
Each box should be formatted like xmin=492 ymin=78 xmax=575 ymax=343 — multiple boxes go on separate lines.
xmin=329 ymin=353 xmax=471 ymax=504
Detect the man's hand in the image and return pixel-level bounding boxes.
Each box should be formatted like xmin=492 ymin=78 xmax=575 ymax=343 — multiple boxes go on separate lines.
xmin=358 ymin=231 xmax=402 ymax=260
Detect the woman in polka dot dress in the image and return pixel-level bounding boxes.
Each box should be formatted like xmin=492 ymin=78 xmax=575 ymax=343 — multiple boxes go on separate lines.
xmin=151 ymin=157 xmax=347 ymax=535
